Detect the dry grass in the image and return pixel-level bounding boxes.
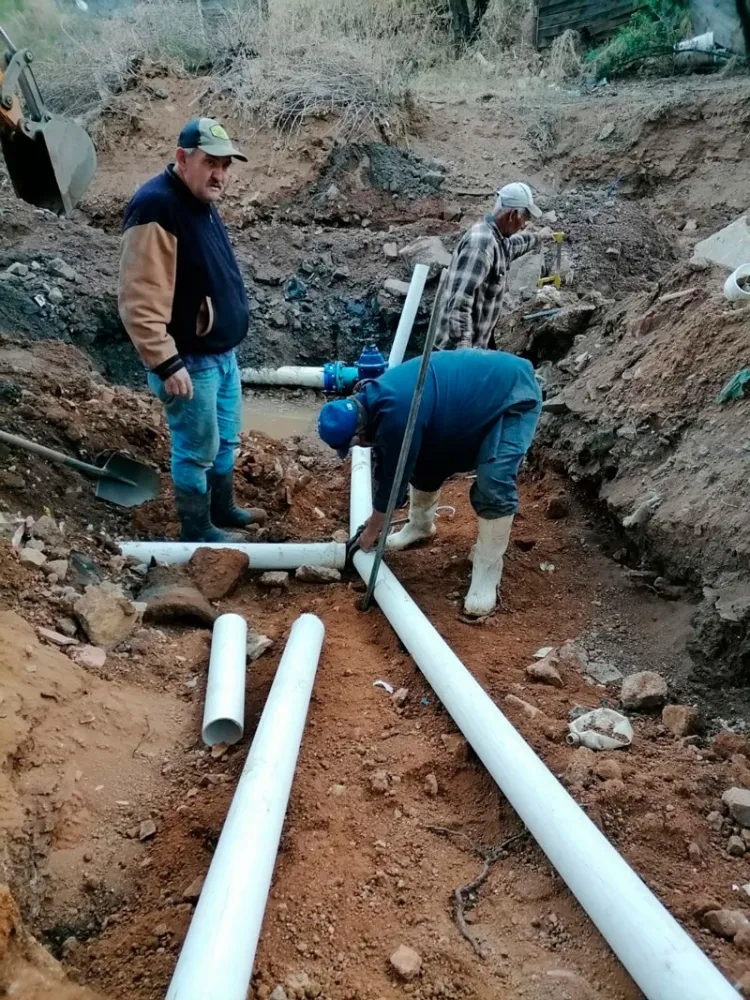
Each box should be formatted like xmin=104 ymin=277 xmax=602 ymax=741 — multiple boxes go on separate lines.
xmin=548 ymin=29 xmax=583 ymax=85
xmin=5 ymin=0 xmax=540 ymax=139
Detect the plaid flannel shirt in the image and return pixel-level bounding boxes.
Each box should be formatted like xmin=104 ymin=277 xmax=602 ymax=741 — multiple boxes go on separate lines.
xmin=435 ymin=215 xmax=541 ymax=350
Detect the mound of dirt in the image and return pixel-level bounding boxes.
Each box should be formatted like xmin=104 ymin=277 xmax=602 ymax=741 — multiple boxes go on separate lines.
xmin=528 ymin=259 xmax=750 ymax=689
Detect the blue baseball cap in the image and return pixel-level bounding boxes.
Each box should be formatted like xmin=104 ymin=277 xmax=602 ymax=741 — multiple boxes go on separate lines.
xmin=318 ymin=398 xmax=360 ymax=458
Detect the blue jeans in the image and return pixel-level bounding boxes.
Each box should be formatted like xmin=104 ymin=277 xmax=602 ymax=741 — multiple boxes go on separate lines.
xmin=469 ymin=404 xmax=541 ymax=518
xmin=147 ymin=351 xmax=242 ymax=494
xmin=412 ymin=402 xmax=540 ymax=519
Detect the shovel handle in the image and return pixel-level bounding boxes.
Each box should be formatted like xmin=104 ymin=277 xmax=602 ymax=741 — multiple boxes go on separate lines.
xmin=0 ymin=430 xmax=133 ymax=484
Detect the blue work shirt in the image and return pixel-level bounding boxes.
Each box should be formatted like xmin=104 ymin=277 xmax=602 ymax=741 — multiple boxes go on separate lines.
xmin=358 ymin=349 xmax=541 ymax=512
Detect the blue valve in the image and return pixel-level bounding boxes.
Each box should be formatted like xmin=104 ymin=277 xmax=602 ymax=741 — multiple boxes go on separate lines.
xmin=322 ymin=343 xmax=386 ymax=395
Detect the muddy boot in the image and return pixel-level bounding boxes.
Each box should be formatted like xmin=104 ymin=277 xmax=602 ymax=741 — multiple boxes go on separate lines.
xmin=463 ymin=515 xmax=514 ymax=618
xmin=175 ymin=488 xmax=247 ymax=543
xmin=208 ymin=470 xmax=268 ymax=530
xmin=386 ymin=487 xmax=440 ymax=550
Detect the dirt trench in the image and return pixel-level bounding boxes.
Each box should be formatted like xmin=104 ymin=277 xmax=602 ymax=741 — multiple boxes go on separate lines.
xmin=1 ymin=71 xmax=750 ymax=1000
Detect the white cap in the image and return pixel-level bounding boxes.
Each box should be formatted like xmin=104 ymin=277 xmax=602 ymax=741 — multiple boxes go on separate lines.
xmin=494 ymin=182 xmax=542 ymax=219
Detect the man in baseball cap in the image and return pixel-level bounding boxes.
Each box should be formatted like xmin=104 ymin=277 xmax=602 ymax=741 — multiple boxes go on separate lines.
xmin=118 ymin=117 xmax=267 ymax=543
xmin=435 ymin=180 xmax=551 ymax=351
xmin=177 ymin=117 xmax=248 ymax=164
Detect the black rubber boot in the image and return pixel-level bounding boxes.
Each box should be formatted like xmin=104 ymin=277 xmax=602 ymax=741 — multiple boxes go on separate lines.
xmin=174 ymin=488 xmax=247 ymax=543
xmin=208 ymin=470 xmax=268 ymax=530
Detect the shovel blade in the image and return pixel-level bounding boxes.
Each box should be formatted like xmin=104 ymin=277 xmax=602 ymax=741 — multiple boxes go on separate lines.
xmin=95 ymin=454 xmax=160 ymax=508
xmin=1 ymin=116 xmax=96 ymax=216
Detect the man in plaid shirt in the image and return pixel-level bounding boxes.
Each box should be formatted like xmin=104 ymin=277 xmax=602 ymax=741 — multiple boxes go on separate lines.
xmin=436 ymin=182 xmax=548 ymax=351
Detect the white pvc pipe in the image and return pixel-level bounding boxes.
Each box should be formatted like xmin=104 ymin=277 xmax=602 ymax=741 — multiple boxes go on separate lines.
xmin=240 ymin=365 xmax=325 ymax=388
xmin=349 ymin=446 xmax=739 ymax=1000
xmin=387 ymin=263 xmax=429 ymax=368
xmin=202 ymin=614 xmax=247 ymax=746
xmin=120 ymin=540 xmax=346 ymax=570
xmin=167 ymin=613 xmax=325 ymax=1000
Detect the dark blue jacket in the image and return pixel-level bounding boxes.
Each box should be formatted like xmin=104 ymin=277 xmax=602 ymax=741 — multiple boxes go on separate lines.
xmin=119 ymin=166 xmax=249 ymax=379
xmin=358 ymin=349 xmax=542 ymax=511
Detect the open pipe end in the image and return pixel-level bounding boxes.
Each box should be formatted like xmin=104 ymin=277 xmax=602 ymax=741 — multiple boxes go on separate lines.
xmin=203 ymin=718 xmax=244 ymax=747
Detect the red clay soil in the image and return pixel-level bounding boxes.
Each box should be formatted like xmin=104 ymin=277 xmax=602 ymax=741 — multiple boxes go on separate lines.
xmin=66 ymin=475 xmax=750 ymax=1000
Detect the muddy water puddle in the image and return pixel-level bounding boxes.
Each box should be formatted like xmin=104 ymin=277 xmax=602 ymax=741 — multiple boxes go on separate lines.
xmin=242 ymin=390 xmax=320 ymax=440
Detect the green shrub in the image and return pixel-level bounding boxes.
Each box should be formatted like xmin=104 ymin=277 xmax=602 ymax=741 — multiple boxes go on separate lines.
xmin=586 ymin=0 xmax=692 ymax=79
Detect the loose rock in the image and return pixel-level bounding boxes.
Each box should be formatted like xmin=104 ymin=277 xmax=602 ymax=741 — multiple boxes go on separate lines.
xmin=182 ymin=874 xmax=205 ymax=902
xmin=723 ymin=787 xmax=750 ymax=828
xmin=19 ymin=548 xmax=46 ymax=568
xmin=37 ymin=626 xmax=78 ymax=647
xmin=269 ymin=988 xmax=288 ymax=1000
xmin=44 ymin=559 xmax=69 ymax=580
xmin=31 ymin=515 xmax=60 ymax=541
xmin=620 ymin=671 xmax=667 ymax=710
xmin=49 ymin=257 xmax=78 ymax=281
xmin=295 ymin=565 xmax=342 ymax=584
xmin=526 ymin=654 xmax=563 ymax=687
xmin=187 ymin=547 xmax=249 ymax=600
xmin=259 ymin=571 xmax=290 ymax=590
xmin=371 ymin=770 xmax=389 ymax=794
xmin=383 ymin=278 xmax=411 ymax=298
xmin=662 ymin=704 xmax=699 ymax=737
xmin=139 ymin=819 xmax=157 ymax=842
xmin=139 ymin=567 xmax=217 ymax=627
xmin=728 ymin=835 xmax=746 ymax=857
xmin=687 ymin=841 xmax=702 ymax=863
xmin=383 ymin=242 xmax=399 ymax=259
xmin=399 ymin=235 xmax=452 ymax=271
xmin=390 ymin=944 xmax=422 ymax=980
xmin=55 ymin=616 xmax=78 ymax=638
xmin=586 ymin=660 xmax=623 ymax=684
xmin=506 ymin=693 xmax=542 ymax=718
xmin=73 ymin=645 xmax=107 ymax=670
xmin=594 ymin=759 xmax=622 ymax=782
xmin=247 ymin=631 xmax=274 ymax=662
xmin=703 ymin=908 xmax=750 ymax=939
xmin=424 ymin=773 xmax=439 ymax=797
xmin=391 ymin=687 xmax=409 ymax=708
xmin=74 ymin=585 xmax=141 ymax=648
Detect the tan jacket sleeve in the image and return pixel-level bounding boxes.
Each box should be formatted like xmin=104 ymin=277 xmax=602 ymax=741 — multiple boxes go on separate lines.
xmin=118 ymin=222 xmax=184 ymax=378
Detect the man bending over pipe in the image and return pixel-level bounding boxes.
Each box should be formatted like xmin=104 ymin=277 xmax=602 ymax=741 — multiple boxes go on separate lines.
xmin=317 ymin=349 xmax=542 ymax=618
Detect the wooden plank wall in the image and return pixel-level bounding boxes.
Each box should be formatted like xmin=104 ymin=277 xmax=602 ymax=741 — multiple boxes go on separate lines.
xmin=536 ymin=0 xmax=642 ymax=48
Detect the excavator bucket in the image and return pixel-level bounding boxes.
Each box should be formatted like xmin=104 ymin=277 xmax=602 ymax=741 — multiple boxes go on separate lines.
xmin=0 ymin=115 xmax=96 ymax=217
xmin=0 ymin=28 xmax=96 ymax=216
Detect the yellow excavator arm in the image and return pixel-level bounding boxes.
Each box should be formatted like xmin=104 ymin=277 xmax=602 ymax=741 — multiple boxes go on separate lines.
xmin=0 ymin=25 xmax=96 ymax=216
xmin=0 ymin=65 xmax=22 ymax=130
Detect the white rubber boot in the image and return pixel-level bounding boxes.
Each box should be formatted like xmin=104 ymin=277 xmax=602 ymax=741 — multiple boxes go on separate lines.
xmin=386 ymin=487 xmax=440 ymax=550
xmin=463 ymin=515 xmax=514 ymax=618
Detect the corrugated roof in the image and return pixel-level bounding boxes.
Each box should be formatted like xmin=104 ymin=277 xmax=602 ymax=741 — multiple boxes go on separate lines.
xmin=536 ymin=0 xmax=642 ymax=48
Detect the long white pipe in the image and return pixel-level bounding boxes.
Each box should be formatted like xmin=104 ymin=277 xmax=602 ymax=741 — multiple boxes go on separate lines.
xmin=202 ymin=614 xmax=247 ymax=746
xmin=167 ymin=613 xmax=324 ymax=1000
xmin=240 ymin=365 xmax=325 ymax=388
xmin=349 ymin=446 xmax=739 ymax=1000
xmin=120 ymin=540 xmax=346 ymax=570
xmin=387 ymin=263 xmax=429 ymax=368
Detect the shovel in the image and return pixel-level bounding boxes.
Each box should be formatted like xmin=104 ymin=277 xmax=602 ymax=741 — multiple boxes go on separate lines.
xmin=0 ymin=430 xmax=160 ymax=508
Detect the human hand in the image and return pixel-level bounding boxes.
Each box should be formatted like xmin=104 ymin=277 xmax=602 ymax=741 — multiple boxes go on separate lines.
xmin=358 ymin=518 xmax=382 ymax=553
xmin=163 ymin=368 xmax=193 ymax=399
xmin=538 ymin=226 xmax=555 ymax=241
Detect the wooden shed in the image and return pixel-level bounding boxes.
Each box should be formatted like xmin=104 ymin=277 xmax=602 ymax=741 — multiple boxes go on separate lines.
xmin=535 ymin=0 xmax=642 ymax=49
